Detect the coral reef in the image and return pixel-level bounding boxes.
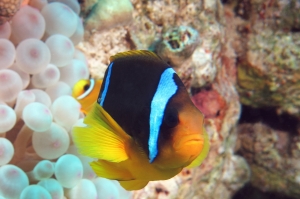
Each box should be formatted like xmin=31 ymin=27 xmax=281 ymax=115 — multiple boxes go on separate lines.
xmin=237 ymin=122 xmax=300 ymax=198
xmin=226 ymin=0 xmax=300 ymax=118
xmin=237 ymin=32 xmax=300 ymax=115
xmin=0 ymin=0 xmax=21 ymax=25
xmin=77 ymin=27 xmax=131 ymax=79
xmin=81 ymin=0 xmax=133 ymax=32
xmin=132 ymin=0 xmax=222 ymax=89
xmin=155 ymin=25 xmax=218 ymax=88
xmin=156 ymin=26 xmax=200 ymax=68
xmin=223 ymin=0 xmax=300 ymax=197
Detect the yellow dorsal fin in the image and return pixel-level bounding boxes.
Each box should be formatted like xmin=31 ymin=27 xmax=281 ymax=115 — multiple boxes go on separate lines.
xmin=72 ymin=103 xmax=131 ymax=162
xmin=186 ymin=128 xmax=210 ymax=168
xmin=110 ymin=50 xmax=162 ymax=62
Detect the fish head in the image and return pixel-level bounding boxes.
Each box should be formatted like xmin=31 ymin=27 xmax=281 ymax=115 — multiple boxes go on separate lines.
xmin=72 ymin=79 xmax=91 ymax=98
xmin=153 ymin=91 xmax=206 ymax=170
xmin=72 ymin=78 xmax=103 ymax=114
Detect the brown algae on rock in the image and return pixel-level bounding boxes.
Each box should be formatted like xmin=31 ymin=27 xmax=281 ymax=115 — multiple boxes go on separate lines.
xmin=237 ymin=32 xmax=300 ymax=115
xmin=157 ymin=26 xmax=200 ymax=67
xmin=230 ymin=0 xmax=300 ymax=117
xmin=237 ymin=123 xmax=300 ymax=198
xmin=0 ymin=0 xmax=22 ymax=25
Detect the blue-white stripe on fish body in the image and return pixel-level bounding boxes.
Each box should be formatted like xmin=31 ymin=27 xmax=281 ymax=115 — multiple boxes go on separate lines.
xmin=98 ymin=62 xmax=113 ymax=106
xmin=148 ymin=67 xmax=178 ymax=163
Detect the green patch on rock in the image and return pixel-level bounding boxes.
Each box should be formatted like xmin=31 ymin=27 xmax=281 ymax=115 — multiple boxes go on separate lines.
xmin=250 ymin=165 xmax=300 ymax=198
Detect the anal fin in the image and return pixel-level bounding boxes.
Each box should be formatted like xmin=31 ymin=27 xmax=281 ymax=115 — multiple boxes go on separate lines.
xmin=90 ymin=160 xmax=133 ymax=181
xmin=119 ymin=180 xmax=149 ymax=191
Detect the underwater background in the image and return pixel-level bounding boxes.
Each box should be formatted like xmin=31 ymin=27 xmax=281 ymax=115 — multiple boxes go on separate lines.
xmin=0 ymin=0 xmax=299 ymax=198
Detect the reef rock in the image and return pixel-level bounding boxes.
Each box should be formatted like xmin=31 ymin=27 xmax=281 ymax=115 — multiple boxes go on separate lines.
xmin=220 ymin=0 xmax=300 ymax=198
xmin=237 ymin=122 xmax=300 ymax=198
xmin=82 ymin=0 xmax=134 ymax=32
xmin=0 ymin=0 xmax=22 ymax=25
xmin=225 ymin=0 xmax=300 ymax=118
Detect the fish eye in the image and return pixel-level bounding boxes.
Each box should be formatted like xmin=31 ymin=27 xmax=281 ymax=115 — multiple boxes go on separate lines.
xmin=83 ymin=84 xmax=90 ymax=91
xmin=163 ymin=108 xmax=179 ymax=128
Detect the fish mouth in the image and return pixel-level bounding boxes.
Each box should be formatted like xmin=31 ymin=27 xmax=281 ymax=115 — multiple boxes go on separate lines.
xmin=170 ymin=134 xmax=203 ymax=168
xmin=173 ymin=134 xmax=203 ymax=151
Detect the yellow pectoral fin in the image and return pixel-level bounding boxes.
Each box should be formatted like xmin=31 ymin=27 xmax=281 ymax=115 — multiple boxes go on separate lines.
xmin=90 ymin=160 xmax=133 ymax=181
xmin=119 ymin=180 xmax=149 ymax=191
xmin=186 ymin=129 xmax=210 ymax=168
xmin=72 ymin=103 xmax=131 ymax=163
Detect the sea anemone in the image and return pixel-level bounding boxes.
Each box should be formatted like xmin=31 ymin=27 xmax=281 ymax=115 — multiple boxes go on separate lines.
xmin=51 ymin=95 xmax=81 ymax=130
xmin=65 ymin=179 xmax=97 ymax=199
xmin=32 ymin=123 xmax=70 ymax=159
xmin=0 ymin=0 xmax=131 ymax=198
xmin=59 ymin=59 xmax=89 ymax=87
xmin=22 ymin=102 xmax=52 ymax=132
xmin=30 ymin=89 xmax=52 ymax=107
xmin=38 ymin=178 xmax=64 ymax=199
xmin=54 ymin=154 xmax=83 ymax=188
xmin=0 ymin=164 xmax=29 ymax=199
xmin=14 ymin=90 xmax=35 ymax=120
xmin=45 ymin=81 xmax=72 ymax=102
xmin=93 ymin=178 xmax=120 ymax=199
xmin=16 ymin=38 xmax=51 ymax=74
xmin=0 ymin=105 xmax=17 ymax=133
xmin=41 ymin=2 xmax=77 ymax=37
xmin=0 ymin=138 xmax=14 ymax=165
xmin=45 ymin=34 xmax=75 ymax=67
xmin=9 ymin=64 xmax=30 ymax=89
xmin=0 ymin=69 xmax=23 ymax=102
xmin=49 ymin=0 xmax=80 ymax=15
xmin=26 ymin=160 xmax=55 ymax=182
xmin=31 ymin=64 xmax=60 ymax=88
xmin=11 ymin=6 xmax=46 ymax=44
xmin=19 ymin=185 xmax=52 ymax=199
xmin=0 ymin=22 xmax=12 ymax=39
xmin=0 ymin=39 xmax=15 ymax=69
xmin=67 ymin=144 xmax=96 ymax=179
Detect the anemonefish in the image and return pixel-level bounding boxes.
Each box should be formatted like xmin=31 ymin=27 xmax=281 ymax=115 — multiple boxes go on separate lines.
xmin=72 ymin=79 xmax=103 ymax=114
xmin=22 ymin=0 xmax=30 ymax=5
xmin=72 ymin=50 xmax=209 ymax=190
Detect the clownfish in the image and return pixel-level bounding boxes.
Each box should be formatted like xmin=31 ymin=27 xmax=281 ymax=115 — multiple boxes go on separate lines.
xmin=72 ymin=50 xmax=209 ymax=190
xmin=22 ymin=0 xmax=30 ymax=5
xmin=72 ymin=79 xmax=103 ymax=114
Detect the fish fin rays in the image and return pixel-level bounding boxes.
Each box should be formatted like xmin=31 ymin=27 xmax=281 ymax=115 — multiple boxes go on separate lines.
xmin=90 ymin=160 xmax=133 ymax=180
xmin=119 ymin=180 xmax=149 ymax=191
xmin=110 ymin=50 xmax=162 ymax=62
xmin=186 ymin=128 xmax=210 ymax=168
xmin=90 ymin=160 xmax=149 ymax=190
xmin=73 ymin=103 xmax=131 ymax=163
